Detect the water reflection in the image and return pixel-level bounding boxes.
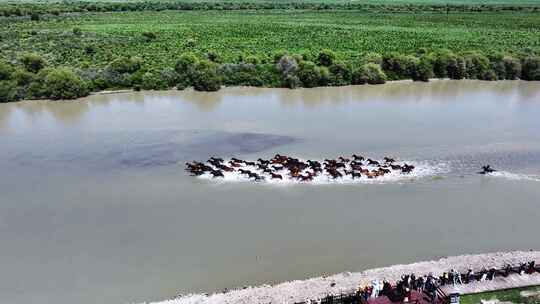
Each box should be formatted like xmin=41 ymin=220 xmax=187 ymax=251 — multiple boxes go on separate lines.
xmin=1 ymin=81 xmax=539 ymax=131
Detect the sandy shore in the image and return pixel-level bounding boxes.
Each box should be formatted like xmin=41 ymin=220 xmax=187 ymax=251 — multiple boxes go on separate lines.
xmin=150 ymin=251 xmax=540 ymax=304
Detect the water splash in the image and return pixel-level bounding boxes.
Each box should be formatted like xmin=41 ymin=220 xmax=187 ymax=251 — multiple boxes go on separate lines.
xmin=194 ymin=158 xmax=450 ymax=185
xmin=485 ymin=171 xmax=540 ymax=182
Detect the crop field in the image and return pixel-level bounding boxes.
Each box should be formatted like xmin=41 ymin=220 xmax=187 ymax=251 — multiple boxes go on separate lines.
xmin=2 ymin=0 xmax=540 ymax=4
xmin=1 ymin=10 xmax=539 ymax=69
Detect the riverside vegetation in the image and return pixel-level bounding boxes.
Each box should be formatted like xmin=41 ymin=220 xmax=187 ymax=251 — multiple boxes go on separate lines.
xmin=1 ymin=2 xmax=540 ymax=102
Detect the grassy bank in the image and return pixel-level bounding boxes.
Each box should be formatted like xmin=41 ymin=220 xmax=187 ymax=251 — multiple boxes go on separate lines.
xmin=1 ymin=2 xmax=540 ymax=102
xmin=461 ymin=285 xmax=540 ymax=304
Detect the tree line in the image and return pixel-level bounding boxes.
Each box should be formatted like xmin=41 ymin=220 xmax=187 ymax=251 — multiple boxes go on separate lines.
xmin=2 ymin=1 xmax=540 ymax=18
xmin=1 ymin=49 xmax=540 ymax=102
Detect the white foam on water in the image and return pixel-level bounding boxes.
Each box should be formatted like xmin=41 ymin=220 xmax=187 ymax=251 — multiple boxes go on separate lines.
xmin=486 ymin=171 xmax=540 ymax=182
xmin=194 ymin=158 xmax=450 ymax=185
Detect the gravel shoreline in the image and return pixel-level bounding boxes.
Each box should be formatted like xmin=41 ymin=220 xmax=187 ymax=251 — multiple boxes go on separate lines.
xmin=151 ymin=251 xmax=540 ymax=304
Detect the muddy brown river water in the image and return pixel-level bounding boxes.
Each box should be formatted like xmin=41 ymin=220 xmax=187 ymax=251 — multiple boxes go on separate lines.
xmin=1 ymin=80 xmax=539 ymax=304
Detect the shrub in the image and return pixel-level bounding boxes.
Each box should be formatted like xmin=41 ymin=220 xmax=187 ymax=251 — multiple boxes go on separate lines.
xmin=159 ymin=68 xmax=179 ymax=87
xmin=142 ymin=31 xmax=157 ymax=41
xmin=185 ymin=38 xmax=196 ymax=48
xmin=43 ymin=68 xmax=89 ymax=99
xmin=26 ymin=69 xmax=50 ymax=98
xmin=482 ymin=69 xmax=498 ymax=81
xmin=382 ymin=53 xmax=417 ymax=80
xmin=206 ymin=50 xmax=221 ymax=63
xmin=463 ymin=52 xmax=490 ymax=80
xmin=100 ymin=68 xmax=132 ymax=88
xmin=107 ymin=56 xmax=142 ymax=74
xmin=429 ymin=49 xmax=466 ymax=80
xmin=84 ymin=45 xmax=96 ymax=55
xmin=219 ymin=63 xmax=264 ymax=87
xmin=297 ymin=61 xmax=327 ymax=88
xmin=277 ymin=55 xmax=298 ymax=77
xmin=175 ymin=52 xmax=199 ymax=74
xmin=12 ymin=69 xmax=36 ymax=86
xmin=20 ymin=53 xmax=46 ymax=73
xmin=352 ymin=63 xmax=387 ymax=85
xmin=361 ymin=52 xmax=383 ymax=65
xmin=73 ymin=27 xmax=82 ymax=36
xmin=129 ymin=69 xmax=147 ymax=86
xmin=411 ymin=57 xmax=434 ymax=82
xmin=521 ymin=56 xmax=540 ymax=81
xmin=328 ymin=61 xmax=352 ymax=86
xmin=487 ymin=52 xmax=506 ymax=80
xmin=317 ymin=49 xmax=336 ymax=66
xmin=284 ymin=74 xmax=301 ymax=89
xmin=272 ymin=50 xmax=289 ymax=63
xmin=0 ymin=80 xmax=18 ymax=103
xmin=0 ymin=61 xmax=14 ymax=81
xmin=141 ymin=71 xmax=167 ymax=90
xmin=191 ymin=60 xmax=221 ymax=91
xmin=503 ymin=56 xmax=521 ymax=80
xmin=244 ymin=55 xmax=261 ymax=65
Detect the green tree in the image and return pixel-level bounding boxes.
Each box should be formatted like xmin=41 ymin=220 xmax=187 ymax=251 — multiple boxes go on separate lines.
xmin=503 ymin=56 xmax=521 ymax=80
xmin=43 ymin=68 xmax=89 ymax=100
xmin=382 ymin=53 xmax=417 ymax=80
xmin=297 ymin=61 xmax=328 ymax=88
xmin=429 ymin=49 xmax=466 ymax=80
xmin=0 ymin=80 xmax=18 ymax=103
xmin=361 ymin=52 xmax=383 ymax=65
xmin=107 ymin=56 xmax=142 ymax=74
xmin=20 ymin=53 xmax=46 ymax=73
xmin=521 ymin=56 xmax=540 ymax=81
xmin=141 ymin=71 xmax=167 ymax=90
xmin=487 ymin=52 xmax=507 ymax=80
xmin=191 ymin=60 xmax=221 ymax=91
xmin=463 ymin=52 xmax=490 ymax=80
xmin=328 ymin=61 xmax=351 ymax=86
xmin=244 ymin=55 xmax=261 ymax=65
xmin=175 ymin=53 xmax=199 ymax=75
xmin=411 ymin=57 xmax=434 ymax=82
xmin=317 ymin=49 xmax=337 ymax=67
xmin=206 ymin=51 xmax=221 ymax=63
xmin=352 ymin=63 xmax=387 ymax=85
xmin=142 ymin=31 xmax=157 ymax=41
xmin=0 ymin=61 xmax=14 ymax=81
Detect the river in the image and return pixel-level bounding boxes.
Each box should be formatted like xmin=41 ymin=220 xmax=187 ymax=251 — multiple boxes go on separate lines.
xmin=0 ymin=80 xmax=539 ymax=304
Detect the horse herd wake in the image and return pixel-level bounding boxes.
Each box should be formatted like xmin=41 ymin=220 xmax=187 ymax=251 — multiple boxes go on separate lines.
xmin=185 ymin=154 xmax=540 ymax=184
xmin=185 ymin=154 xmax=448 ymax=184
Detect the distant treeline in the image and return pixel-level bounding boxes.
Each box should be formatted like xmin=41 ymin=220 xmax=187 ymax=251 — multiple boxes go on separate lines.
xmin=1 ymin=49 xmax=540 ymax=102
xmin=2 ymin=1 xmax=540 ymax=17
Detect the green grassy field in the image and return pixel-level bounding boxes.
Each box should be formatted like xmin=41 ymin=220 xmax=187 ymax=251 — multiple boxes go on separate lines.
xmin=461 ymin=285 xmax=540 ymax=304
xmin=2 ymin=10 xmax=539 ymax=69
xmin=1 ymin=0 xmax=540 ymax=4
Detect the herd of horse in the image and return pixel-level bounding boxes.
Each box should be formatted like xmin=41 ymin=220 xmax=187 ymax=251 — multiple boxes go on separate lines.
xmin=185 ymin=154 xmax=417 ymax=182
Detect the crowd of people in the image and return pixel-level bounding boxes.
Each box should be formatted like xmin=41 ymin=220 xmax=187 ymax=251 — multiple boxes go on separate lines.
xmin=185 ymin=154 xmax=416 ymax=182
xmin=355 ymin=261 xmax=538 ymax=303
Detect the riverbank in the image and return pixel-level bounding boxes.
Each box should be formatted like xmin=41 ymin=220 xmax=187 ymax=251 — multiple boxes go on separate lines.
xmin=154 ymin=251 xmax=540 ymax=304
xmin=2 ymin=6 xmax=540 ymax=103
